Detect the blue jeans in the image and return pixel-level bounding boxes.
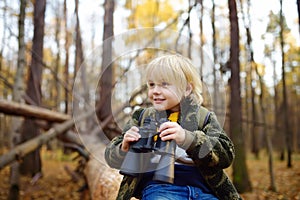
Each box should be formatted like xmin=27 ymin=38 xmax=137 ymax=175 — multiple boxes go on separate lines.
xmin=142 ymin=183 xmax=219 ymax=200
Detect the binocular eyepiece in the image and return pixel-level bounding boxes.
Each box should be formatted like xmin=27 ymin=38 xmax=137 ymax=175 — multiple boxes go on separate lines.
xmin=120 ymin=117 xmax=176 ymax=184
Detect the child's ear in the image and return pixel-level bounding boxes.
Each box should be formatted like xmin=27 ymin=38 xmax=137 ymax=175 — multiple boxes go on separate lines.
xmin=184 ymin=83 xmax=193 ymax=96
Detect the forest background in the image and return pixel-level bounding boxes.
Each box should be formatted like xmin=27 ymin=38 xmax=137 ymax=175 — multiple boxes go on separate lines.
xmin=0 ymin=0 xmax=299 ymax=199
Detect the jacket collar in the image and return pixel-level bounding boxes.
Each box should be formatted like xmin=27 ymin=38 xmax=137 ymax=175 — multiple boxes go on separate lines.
xmin=153 ymin=97 xmax=199 ymax=132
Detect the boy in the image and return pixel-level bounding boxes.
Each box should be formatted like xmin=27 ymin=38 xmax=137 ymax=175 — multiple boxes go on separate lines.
xmin=105 ymin=54 xmax=241 ymax=200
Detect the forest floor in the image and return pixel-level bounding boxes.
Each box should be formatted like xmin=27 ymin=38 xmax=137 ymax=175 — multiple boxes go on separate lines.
xmin=238 ymin=153 xmax=300 ymax=200
xmin=0 ymin=149 xmax=299 ymax=200
xmin=0 ymin=148 xmax=91 ymax=200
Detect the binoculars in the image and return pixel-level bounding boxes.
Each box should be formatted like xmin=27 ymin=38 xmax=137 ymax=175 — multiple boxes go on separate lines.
xmin=120 ymin=117 xmax=176 ymax=184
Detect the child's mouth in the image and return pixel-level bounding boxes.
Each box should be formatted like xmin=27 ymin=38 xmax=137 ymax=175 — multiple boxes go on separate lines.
xmin=154 ymin=98 xmax=165 ymax=103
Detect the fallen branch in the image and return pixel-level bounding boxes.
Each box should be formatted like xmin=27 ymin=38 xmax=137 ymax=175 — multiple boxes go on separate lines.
xmin=0 ymin=99 xmax=70 ymax=122
xmin=0 ymin=110 xmax=93 ymax=170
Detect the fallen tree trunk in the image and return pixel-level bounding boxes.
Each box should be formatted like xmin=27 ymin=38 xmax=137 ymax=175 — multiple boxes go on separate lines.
xmin=0 ymin=99 xmax=70 ymax=122
xmin=0 ymin=98 xmax=135 ymax=198
xmin=0 ymin=110 xmax=93 ymax=170
xmin=82 ymin=137 xmax=122 ymax=200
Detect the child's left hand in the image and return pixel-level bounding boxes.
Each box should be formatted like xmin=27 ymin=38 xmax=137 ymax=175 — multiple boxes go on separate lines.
xmin=158 ymin=122 xmax=186 ymax=145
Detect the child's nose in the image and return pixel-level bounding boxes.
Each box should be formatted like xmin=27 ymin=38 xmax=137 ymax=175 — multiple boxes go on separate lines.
xmin=153 ymin=85 xmax=162 ymax=93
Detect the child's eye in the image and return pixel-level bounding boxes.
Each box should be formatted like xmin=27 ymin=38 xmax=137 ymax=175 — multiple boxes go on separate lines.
xmin=147 ymin=81 xmax=170 ymax=89
xmin=161 ymin=82 xmax=169 ymax=88
xmin=148 ymin=82 xmax=155 ymax=88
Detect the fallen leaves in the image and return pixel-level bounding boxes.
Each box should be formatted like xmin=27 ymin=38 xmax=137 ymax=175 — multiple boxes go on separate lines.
xmin=239 ymin=153 xmax=300 ymax=200
xmin=0 ymin=149 xmax=89 ymax=200
xmin=0 ymin=150 xmax=299 ymax=200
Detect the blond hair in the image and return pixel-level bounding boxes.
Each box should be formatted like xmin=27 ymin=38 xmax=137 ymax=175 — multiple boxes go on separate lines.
xmin=145 ymin=54 xmax=203 ymax=105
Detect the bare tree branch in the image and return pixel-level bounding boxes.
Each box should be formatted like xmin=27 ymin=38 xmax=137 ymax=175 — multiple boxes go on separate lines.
xmin=0 ymin=109 xmax=93 ymax=170
xmin=0 ymin=99 xmax=70 ymax=122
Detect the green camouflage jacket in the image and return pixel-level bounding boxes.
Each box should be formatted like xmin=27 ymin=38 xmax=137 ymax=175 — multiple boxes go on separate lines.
xmin=105 ymin=99 xmax=241 ymax=200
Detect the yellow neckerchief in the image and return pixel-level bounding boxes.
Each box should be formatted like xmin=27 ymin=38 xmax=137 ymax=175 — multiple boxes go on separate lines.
xmin=154 ymin=111 xmax=179 ymax=142
xmin=168 ymin=111 xmax=179 ymax=122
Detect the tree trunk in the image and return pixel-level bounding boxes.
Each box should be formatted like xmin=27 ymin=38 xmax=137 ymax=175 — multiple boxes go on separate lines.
xmin=249 ymin=36 xmax=260 ymax=159
xmin=198 ymin=0 xmax=204 ymax=78
xmin=211 ymin=0 xmax=219 ymax=114
xmin=250 ymin=66 xmax=260 ymax=158
xmin=0 ymin=0 xmax=7 ymax=72
xmin=74 ymin=0 xmax=89 ymax=104
xmin=74 ymin=0 xmax=91 ymax=132
xmin=0 ymin=0 xmax=8 ymax=151
xmin=187 ymin=2 xmax=192 ymax=59
xmin=54 ymin=3 xmax=62 ymax=110
xmin=63 ymin=0 xmax=70 ymax=114
xmin=228 ymin=0 xmax=252 ymax=193
xmin=279 ymin=0 xmax=292 ymax=168
xmin=20 ymin=0 xmax=46 ymax=176
xmin=240 ymin=0 xmax=260 ymax=159
xmin=97 ymin=0 xmax=120 ymax=140
xmin=9 ymin=0 xmax=27 ymax=198
xmin=98 ymin=0 xmax=114 ymax=119
xmin=255 ymin=63 xmax=276 ymax=191
xmin=83 ymin=139 xmax=122 ymax=199
xmin=297 ymin=0 xmax=300 ymax=36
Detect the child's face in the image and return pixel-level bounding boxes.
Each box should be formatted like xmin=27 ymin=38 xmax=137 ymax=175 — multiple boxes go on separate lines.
xmin=147 ymin=80 xmax=183 ymax=112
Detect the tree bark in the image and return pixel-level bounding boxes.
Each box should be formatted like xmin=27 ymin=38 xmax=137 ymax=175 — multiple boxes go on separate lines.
xmin=0 ymin=0 xmax=8 ymax=152
xmin=63 ymin=0 xmax=70 ymax=114
xmin=297 ymin=0 xmax=300 ymax=36
xmin=0 ymin=99 xmax=70 ymax=122
xmin=97 ymin=0 xmax=120 ymax=140
xmin=20 ymin=0 xmax=47 ymax=176
xmin=241 ymin=0 xmax=276 ymax=191
xmin=243 ymin=0 xmax=260 ymax=158
xmin=211 ymin=0 xmax=219 ymax=114
xmin=83 ymin=140 xmax=122 ymax=200
xmin=228 ymin=0 xmax=252 ymax=193
xmin=53 ymin=2 xmax=62 ymax=110
xmin=9 ymin=0 xmax=27 ymax=198
xmin=254 ymin=62 xmax=276 ymax=191
xmin=279 ymin=0 xmax=292 ymax=168
xmin=198 ymin=0 xmax=204 ymax=77
xmin=0 ymin=0 xmax=7 ymax=72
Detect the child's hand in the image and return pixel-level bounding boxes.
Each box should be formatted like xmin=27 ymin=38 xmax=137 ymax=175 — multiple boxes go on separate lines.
xmin=121 ymin=126 xmax=141 ymax=152
xmin=158 ymin=122 xmax=185 ymax=145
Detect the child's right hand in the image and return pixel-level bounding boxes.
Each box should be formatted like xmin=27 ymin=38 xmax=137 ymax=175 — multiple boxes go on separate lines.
xmin=121 ymin=126 xmax=141 ymax=152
